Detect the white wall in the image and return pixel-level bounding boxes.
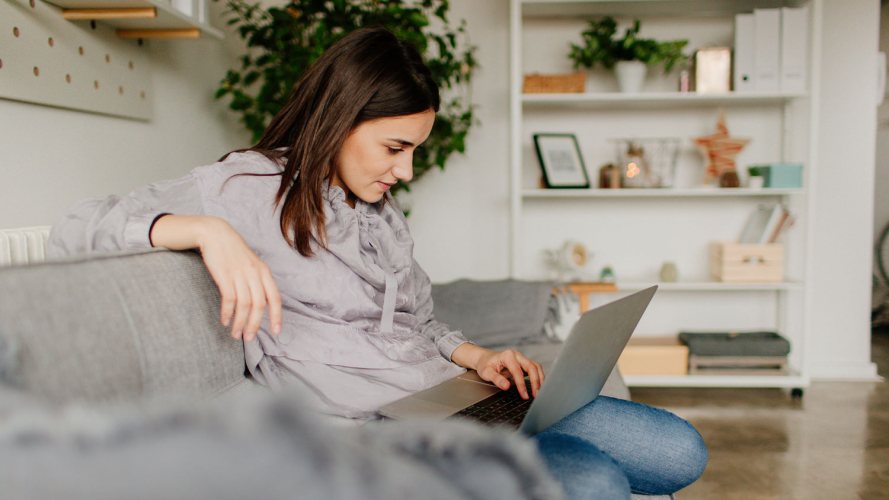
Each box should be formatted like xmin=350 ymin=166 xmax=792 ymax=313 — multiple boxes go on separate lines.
xmin=404 ymin=0 xmax=511 ymax=281
xmin=0 ymin=0 xmax=880 ymax=379
xmin=0 ymin=2 xmax=249 ymax=229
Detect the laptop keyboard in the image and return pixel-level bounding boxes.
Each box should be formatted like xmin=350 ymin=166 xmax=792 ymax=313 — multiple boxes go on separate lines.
xmin=451 ymin=386 xmax=534 ymax=428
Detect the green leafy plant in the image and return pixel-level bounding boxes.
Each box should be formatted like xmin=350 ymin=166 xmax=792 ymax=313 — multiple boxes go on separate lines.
xmin=568 ymin=17 xmax=688 ymax=73
xmin=216 ymin=0 xmax=478 ymax=197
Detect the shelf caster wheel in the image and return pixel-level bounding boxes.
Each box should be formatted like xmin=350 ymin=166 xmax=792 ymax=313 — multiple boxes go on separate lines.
xmin=791 ymin=388 xmax=804 ymax=399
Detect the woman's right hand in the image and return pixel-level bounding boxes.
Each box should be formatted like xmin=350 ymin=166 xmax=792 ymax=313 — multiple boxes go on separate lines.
xmin=151 ymin=214 xmax=283 ymax=342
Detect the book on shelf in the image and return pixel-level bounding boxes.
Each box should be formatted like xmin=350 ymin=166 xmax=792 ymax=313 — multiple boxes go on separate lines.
xmin=739 ymin=204 xmax=793 ymax=244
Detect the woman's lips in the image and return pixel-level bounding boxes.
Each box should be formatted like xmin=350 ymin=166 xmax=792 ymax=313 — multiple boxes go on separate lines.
xmin=377 ymin=181 xmax=393 ymax=191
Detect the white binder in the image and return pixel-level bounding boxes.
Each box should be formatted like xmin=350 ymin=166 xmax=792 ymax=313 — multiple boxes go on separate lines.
xmin=734 ymin=13 xmax=756 ymax=92
xmin=754 ymin=8 xmax=781 ymax=92
xmin=780 ymin=6 xmax=809 ymax=93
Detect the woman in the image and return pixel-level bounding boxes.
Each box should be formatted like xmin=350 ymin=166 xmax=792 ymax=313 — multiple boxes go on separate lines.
xmin=48 ymin=27 xmax=706 ymax=499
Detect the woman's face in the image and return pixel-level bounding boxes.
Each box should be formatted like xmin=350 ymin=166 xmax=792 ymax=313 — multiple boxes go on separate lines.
xmin=332 ymin=109 xmax=435 ymax=207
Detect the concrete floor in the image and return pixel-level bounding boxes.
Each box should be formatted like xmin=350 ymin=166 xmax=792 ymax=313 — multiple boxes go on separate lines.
xmin=631 ymin=329 xmax=889 ymax=500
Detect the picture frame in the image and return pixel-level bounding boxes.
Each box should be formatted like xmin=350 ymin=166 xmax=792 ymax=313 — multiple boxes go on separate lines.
xmin=532 ymin=133 xmax=590 ymax=189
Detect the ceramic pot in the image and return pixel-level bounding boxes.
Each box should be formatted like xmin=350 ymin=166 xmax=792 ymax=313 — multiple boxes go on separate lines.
xmin=615 ymin=60 xmax=647 ymax=93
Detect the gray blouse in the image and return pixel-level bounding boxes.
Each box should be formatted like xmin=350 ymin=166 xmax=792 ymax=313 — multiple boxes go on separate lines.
xmin=47 ymin=151 xmax=470 ymax=421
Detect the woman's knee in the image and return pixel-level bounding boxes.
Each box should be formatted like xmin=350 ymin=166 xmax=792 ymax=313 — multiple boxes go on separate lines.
xmin=668 ymin=417 xmax=708 ymax=491
xmin=635 ymin=412 xmax=708 ymax=495
xmin=549 ymin=397 xmax=708 ymax=495
xmin=535 ymin=432 xmax=631 ymax=500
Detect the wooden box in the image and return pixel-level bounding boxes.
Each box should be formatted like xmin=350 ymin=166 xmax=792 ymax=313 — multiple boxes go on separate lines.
xmin=522 ymin=72 xmax=585 ymax=93
xmin=710 ymin=242 xmax=784 ymax=282
xmin=617 ymin=337 xmax=689 ymax=376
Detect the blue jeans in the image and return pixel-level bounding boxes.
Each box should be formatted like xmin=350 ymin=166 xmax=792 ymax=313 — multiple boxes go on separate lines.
xmin=532 ymin=396 xmax=708 ymax=499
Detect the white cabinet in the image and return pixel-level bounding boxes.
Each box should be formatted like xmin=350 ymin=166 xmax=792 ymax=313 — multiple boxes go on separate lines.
xmin=509 ymin=0 xmax=820 ymax=391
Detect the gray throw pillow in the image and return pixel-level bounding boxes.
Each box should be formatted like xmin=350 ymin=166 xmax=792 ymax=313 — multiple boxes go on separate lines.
xmin=431 ymin=279 xmax=556 ymax=348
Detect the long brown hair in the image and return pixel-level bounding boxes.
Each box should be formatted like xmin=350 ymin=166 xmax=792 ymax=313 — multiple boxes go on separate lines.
xmin=219 ymin=27 xmax=440 ymax=257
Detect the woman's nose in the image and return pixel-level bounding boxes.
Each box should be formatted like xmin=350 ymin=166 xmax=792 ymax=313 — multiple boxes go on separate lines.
xmin=393 ymin=155 xmax=414 ymax=182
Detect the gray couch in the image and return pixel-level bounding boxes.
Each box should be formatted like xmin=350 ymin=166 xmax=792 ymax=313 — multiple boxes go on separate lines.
xmin=0 ymin=247 xmax=661 ymax=499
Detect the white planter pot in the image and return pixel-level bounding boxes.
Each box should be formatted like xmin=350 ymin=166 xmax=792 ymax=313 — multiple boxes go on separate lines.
xmin=614 ymin=60 xmax=647 ymax=93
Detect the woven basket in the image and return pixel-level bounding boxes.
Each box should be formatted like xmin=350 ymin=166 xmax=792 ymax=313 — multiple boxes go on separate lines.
xmin=522 ymin=72 xmax=586 ymax=93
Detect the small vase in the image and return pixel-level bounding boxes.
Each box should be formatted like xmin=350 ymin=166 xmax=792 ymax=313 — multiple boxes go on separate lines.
xmin=614 ymin=60 xmax=647 ymax=93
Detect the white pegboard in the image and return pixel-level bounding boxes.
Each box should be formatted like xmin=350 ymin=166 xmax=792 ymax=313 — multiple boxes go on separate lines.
xmin=0 ymin=0 xmax=153 ymax=120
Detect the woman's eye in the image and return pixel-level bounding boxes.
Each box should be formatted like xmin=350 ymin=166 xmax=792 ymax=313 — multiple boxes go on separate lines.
xmin=387 ymin=147 xmax=403 ymax=155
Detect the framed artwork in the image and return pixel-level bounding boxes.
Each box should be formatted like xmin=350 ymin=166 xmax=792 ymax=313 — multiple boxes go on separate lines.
xmin=532 ymin=133 xmax=590 ymax=188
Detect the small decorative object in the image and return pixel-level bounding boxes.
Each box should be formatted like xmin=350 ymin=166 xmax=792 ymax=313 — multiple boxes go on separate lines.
xmin=599 ymin=265 xmax=616 ymax=283
xmin=612 ymin=138 xmax=681 ymax=188
xmin=720 ymin=170 xmax=741 ymax=188
xmin=693 ymin=110 xmax=750 ymax=185
xmin=544 ymin=241 xmax=593 ymax=282
xmin=598 ymin=163 xmax=622 ymax=189
xmin=567 ymin=17 xmax=689 ymax=94
xmin=694 ymin=47 xmax=732 ymax=94
xmin=659 ymin=261 xmax=679 ymax=282
xmin=679 ymin=69 xmax=691 ymax=93
xmin=523 ymin=72 xmax=586 ymax=94
xmin=747 ymin=165 xmax=765 ymax=189
xmin=617 ymin=141 xmax=651 ymax=188
xmin=533 ymin=133 xmax=590 ymax=188
xmin=544 ymin=287 xmax=582 ymax=341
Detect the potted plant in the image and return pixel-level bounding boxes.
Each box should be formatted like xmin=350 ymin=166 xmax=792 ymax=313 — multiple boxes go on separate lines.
xmin=216 ymin=0 xmax=478 ymax=199
xmin=747 ymin=165 xmax=766 ymax=189
xmin=568 ymin=17 xmax=689 ymax=93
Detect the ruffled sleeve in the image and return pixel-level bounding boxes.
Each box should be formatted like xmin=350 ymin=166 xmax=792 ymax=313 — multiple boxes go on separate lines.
xmin=46 ymin=170 xmax=204 ymax=258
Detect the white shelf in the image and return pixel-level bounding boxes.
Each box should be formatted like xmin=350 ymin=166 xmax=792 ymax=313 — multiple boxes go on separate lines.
xmin=523 ymin=91 xmax=807 ymax=109
xmin=510 ymin=0 xmax=818 ymax=392
xmin=618 ymin=281 xmax=804 ymax=291
xmin=521 ymin=0 xmax=809 ymax=18
xmin=522 ymin=187 xmax=804 ymax=198
xmin=44 ymin=0 xmax=223 ymax=39
xmin=624 ymin=373 xmax=809 ymax=389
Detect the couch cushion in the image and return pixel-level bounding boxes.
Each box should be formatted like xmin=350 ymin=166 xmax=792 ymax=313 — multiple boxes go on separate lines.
xmin=431 ymin=279 xmax=554 ymax=348
xmin=0 ymin=248 xmax=245 ymax=404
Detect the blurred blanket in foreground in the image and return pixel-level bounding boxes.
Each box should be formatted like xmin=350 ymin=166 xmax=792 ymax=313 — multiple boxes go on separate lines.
xmin=0 ymin=379 xmax=562 ymax=500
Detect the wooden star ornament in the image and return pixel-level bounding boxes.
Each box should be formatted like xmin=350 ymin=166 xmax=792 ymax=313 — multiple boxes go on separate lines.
xmin=693 ymin=110 xmax=750 ymax=184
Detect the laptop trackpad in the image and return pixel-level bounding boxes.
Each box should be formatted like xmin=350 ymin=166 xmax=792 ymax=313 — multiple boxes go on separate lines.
xmin=379 ymin=377 xmax=500 ymax=421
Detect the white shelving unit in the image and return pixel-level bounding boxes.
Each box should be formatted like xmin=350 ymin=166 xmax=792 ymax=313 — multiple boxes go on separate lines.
xmin=509 ymin=0 xmax=820 ymax=393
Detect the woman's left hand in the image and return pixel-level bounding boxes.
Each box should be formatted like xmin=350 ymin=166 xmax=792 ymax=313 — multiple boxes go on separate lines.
xmin=451 ymin=344 xmax=545 ymax=400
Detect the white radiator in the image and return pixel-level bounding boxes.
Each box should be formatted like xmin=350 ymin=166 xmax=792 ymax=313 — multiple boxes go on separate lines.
xmin=0 ymin=226 xmax=52 ymax=267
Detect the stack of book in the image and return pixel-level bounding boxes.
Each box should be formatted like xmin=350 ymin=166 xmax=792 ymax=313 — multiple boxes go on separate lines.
xmin=739 ymin=204 xmax=795 ymax=244
xmin=734 ymin=7 xmax=809 ymax=93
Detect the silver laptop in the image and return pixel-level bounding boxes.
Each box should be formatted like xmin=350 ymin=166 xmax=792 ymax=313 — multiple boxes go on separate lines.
xmin=378 ymin=285 xmax=657 ymax=436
